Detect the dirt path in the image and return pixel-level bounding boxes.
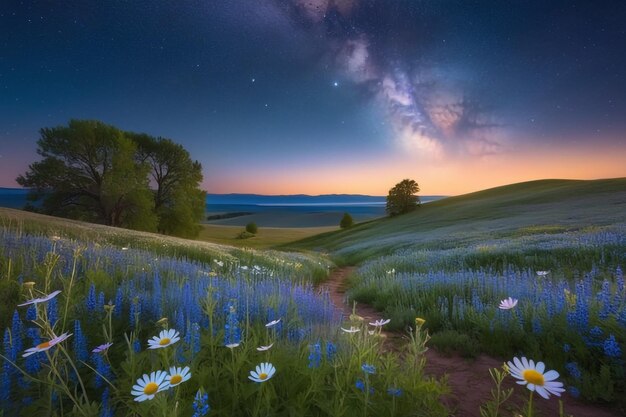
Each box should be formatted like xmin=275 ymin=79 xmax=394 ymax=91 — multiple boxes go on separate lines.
xmin=322 ymin=267 xmax=622 ymax=417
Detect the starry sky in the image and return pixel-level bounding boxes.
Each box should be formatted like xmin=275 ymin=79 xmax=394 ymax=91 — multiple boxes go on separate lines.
xmin=1 ymin=0 xmax=625 ymax=195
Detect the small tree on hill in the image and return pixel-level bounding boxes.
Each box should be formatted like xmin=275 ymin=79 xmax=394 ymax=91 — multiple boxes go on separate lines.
xmin=246 ymin=222 xmax=258 ymax=234
xmin=339 ymin=213 xmax=353 ymax=229
xmin=386 ymin=179 xmax=420 ymax=216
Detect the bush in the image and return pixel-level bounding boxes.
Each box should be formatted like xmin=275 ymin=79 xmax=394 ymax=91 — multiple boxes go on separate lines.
xmin=245 ymin=222 xmax=258 ymax=234
xmin=339 ymin=213 xmax=353 ymax=229
xmin=236 ymin=231 xmax=255 ymax=239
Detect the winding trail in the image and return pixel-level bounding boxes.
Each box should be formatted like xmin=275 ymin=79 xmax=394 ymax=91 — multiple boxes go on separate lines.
xmin=322 ymin=267 xmax=622 ymax=417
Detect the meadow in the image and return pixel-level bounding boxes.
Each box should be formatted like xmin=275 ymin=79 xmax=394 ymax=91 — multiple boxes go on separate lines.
xmin=0 ymin=210 xmax=447 ymax=417
xmin=346 ymin=226 xmax=626 ymax=404
xmin=1 ymin=178 xmax=625 ymax=416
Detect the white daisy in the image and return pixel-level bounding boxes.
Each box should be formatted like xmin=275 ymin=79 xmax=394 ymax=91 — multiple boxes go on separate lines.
xmin=225 ymin=343 xmax=240 ymax=349
xmin=369 ymin=318 xmax=391 ymax=327
xmin=214 ymin=259 xmax=224 ymax=267
xmin=499 ymin=297 xmax=518 ymax=310
xmin=147 ymin=329 xmax=180 ymax=349
xmin=265 ymin=318 xmax=281 ymax=328
xmin=506 ymin=357 xmax=565 ymax=399
xmin=257 ymin=343 xmax=273 ymax=351
xmin=23 ymin=332 xmax=72 ymax=357
xmin=536 ymin=271 xmax=550 ymax=277
xmin=248 ymin=362 xmax=276 ymax=383
xmin=18 ymin=290 xmax=62 ymax=307
xmin=131 ymin=371 xmax=169 ymax=402
xmin=341 ymin=326 xmax=361 ymax=333
xmin=166 ymin=366 xmax=191 ymax=388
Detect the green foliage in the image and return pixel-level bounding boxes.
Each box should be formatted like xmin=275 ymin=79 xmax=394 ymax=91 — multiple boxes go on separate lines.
xmin=385 ymin=179 xmax=420 ymax=217
xmin=429 ymin=330 xmax=480 ymax=358
xmin=130 ymin=133 xmax=206 ymax=238
xmin=0 ymin=225 xmax=447 ymax=417
xmin=237 ymin=231 xmax=256 ymax=239
xmin=16 ymin=120 xmax=206 ymax=238
xmin=479 ymin=367 xmax=513 ymax=417
xmin=246 ymin=222 xmax=258 ymax=234
xmin=339 ymin=212 xmax=353 ymax=229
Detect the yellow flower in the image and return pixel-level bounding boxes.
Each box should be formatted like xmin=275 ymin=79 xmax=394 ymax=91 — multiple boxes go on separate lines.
xmin=22 ymin=282 xmax=36 ymax=290
xmin=415 ymin=317 xmax=426 ymax=327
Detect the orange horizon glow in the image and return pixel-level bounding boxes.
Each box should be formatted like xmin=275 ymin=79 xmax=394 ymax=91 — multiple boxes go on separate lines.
xmin=202 ymin=141 xmax=626 ymax=196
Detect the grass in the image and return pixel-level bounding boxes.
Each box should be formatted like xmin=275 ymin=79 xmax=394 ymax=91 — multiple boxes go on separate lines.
xmin=0 ymin=210 xmax=449 ymax=417
xmin=287 ymin=178 xmax=626 ymax=264
xmin=198 ymin=224 xmax=337 ymax=249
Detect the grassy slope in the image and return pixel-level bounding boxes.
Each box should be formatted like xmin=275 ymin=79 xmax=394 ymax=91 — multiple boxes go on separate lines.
xmin=198 ymin=224 xmax=337 ymax=249
xmin=287 ymin=178 xmax=626 ymax=263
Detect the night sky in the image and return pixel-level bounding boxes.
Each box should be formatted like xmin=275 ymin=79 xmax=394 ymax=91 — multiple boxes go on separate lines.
xmin=1 ymin=0 xmax=625 ymax=195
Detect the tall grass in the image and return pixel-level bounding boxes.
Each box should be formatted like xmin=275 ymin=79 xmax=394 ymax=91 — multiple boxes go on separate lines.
xmin=0 ymin=226 xmax=447 ymax=416
xmin=347 ymin=226 xmax=626 ymax=404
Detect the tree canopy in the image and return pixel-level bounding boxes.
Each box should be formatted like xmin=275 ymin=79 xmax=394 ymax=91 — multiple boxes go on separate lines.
xmin=339 ymin=212 xmax=353 ymax=229
xmin=386 ymin=179 xmax=420 ymax=216
xmin=17 ymin=120 xmax=206 ymax=237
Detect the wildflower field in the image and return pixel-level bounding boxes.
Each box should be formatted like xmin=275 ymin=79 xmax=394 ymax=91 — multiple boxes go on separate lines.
xmin=0 ymin=216 xmax=447 ymax=417
xmin=347 ymin=226 xmax=626 ymax=405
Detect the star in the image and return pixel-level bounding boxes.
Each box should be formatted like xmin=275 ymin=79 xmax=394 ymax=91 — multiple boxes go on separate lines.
xmin=333 ymin=81 xmax=339 ymax=87
xmin=251 ymin=78 xmax=255 ymax=83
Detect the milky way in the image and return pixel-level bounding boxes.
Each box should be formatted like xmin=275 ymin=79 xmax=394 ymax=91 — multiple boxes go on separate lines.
xmin=1 ymin=1 xmax=625 ymax=193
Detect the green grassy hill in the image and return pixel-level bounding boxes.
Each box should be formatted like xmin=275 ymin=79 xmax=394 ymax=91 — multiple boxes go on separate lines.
xmin=287 ymin=178 xmax=626 ymax=263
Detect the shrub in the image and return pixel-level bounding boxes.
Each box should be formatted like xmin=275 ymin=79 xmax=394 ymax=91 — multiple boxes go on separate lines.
xmin=339 ymin=213 xmax=353 ymax=229
xmin=245 ymin=222 xmax=258 ymax=234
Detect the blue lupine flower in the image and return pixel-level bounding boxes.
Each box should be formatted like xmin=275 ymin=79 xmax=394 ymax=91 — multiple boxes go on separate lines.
xmin=355 ymin=379 xmax=374 ymax=394
xmin=47 ymin=297 xmax=58 ymax=327
xmin=387 ymin=387 xmax=403 ymax=397
xmin=73 ymin=320 xmax=89 ymax=362
xmin=326 ymin=341 xmax=337 ymax=362
xmin=24 ymin=328 xmax=42 ymax=374
xmin=192 ymin=389 xmax=210 ymax=417
xmin=100 ymin=388 xmax=113 ymax=417
xmin=308 ymin=342 xmax=321 ymax=368
xmin=565 ymin=362 xmax=582 ymax=380
xmin=129 ymin=298 xmax=141 ymax=328
xmin=1 ymin=329 xmax=13 ymax=402
xmin=224 ymin=303 xmax=241 ymax=347
xmin=133 ymin=339 xmax=141 ymax=353
xmin=92 ymin=353 xmax=114 ymax=388
xmin=11 ymin=311 xmax=23 ymax=354
xmin=25 ymin=305 xmax=37 ymax=322
xmin=114 ymin=288 xmax=123 ymax=318
xmin=86 ymin=284 xmax=97 ymax=313
xmin=589 ymin=326 xmax=603 ymax=338
xmin=362 ymin=363 xmax=376 ymax=375
xmin=190 ymin=322 xmax=201 ymax=356
xmin=603 ymin=334 xmax=622 ymax=358
xmin=568 ymin=386 xmax=580 ymax=398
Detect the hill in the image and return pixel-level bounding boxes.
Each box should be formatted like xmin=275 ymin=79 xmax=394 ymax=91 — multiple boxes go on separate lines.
xmin=287 ymin=178 xmax=626 ymax=263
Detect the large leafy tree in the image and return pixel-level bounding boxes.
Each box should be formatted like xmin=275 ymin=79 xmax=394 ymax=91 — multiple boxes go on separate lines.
xmin=17 ymin=120 xmax=157 ymax=230
xmin=386 ymin=179 xmax=421 ymax=216
xmin=17 ymin=120 xmax=206 ymax=237
xmin=130 ymin=134 xmax=206 ymax=238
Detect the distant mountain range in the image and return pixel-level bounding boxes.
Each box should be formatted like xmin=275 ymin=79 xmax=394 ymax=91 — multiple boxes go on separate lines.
xmin=0 ymin=188 xmax=444 ymax=208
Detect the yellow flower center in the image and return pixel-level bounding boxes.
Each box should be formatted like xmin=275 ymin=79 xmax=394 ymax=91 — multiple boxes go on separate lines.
xmin=36 ymin=341 xmax=51 ymax=350
xmin=143 ymin=382 xmax=159 ymax=395
xmin=159 ymin=338 xmax=171 ymax=346
xmin=522 ymin=369 xmax=545 ymax=386
xmin=170 ymin=374 xmax=182 ymax=385
xmin=259 ymin=373 xmax=268 ymax=380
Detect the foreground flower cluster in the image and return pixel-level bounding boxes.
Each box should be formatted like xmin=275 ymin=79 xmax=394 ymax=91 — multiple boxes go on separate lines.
xmin=0 ymin=229 xmax=449 ymax=416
